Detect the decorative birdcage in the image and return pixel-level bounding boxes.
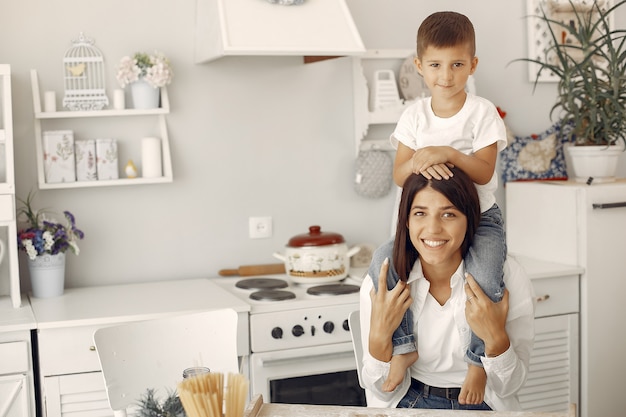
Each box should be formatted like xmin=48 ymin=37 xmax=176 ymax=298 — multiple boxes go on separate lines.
xmin=62 ymin=32 xmax=109 ymax=111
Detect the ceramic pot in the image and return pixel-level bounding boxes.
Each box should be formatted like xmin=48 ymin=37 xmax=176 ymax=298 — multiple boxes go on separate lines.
xmin=28 ymin=252 xmax=66 ymax=298
xmin=273 ymin=225 xmax=360 ymax=284
xmin=565 ymin=143 xmax=625 ymax=183
xmin=130 ymin=78 xmax=160 ymax=109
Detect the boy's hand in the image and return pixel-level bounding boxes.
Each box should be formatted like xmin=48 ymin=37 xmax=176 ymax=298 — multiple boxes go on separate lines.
xmin=418 ymin=163 xmax=455 ymax=180
xmin=411 ymin=147 xmax=455 ymax=179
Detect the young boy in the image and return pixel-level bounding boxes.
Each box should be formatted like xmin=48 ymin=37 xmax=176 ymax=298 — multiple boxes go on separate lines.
xmin=370 ymin=11 xmax=507 ymax=405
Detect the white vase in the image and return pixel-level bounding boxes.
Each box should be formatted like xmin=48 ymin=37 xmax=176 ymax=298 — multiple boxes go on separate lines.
xmin=130 ymin=79 xmax=160 ymax=109
xmin=28 ymin=252 xmax=66 ymax=298
xmin=565 ymin=143 xmax=625 ymax=183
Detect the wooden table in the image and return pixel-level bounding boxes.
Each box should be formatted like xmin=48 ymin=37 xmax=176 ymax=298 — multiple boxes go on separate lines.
xmin=243 ymin=395 xmax=575 ymax=417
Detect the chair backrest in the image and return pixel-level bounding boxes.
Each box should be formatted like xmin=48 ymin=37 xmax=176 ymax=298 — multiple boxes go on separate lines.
xmin=348 ymin=310 xmax=364 ymax=388
xmin=93 ymin=309 xmax=239 ymax=417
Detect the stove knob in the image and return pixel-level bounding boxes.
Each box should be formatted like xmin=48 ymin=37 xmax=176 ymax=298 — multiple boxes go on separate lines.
xmin=343 ymin=319 xmax=349 ymax=331
xmin=271 ymin=327 xmax=283 ymax=339
xmin=292 ymin=325 xmax=305 ymax=337
xmin=323 ymin=321 xmax=335 ymax=334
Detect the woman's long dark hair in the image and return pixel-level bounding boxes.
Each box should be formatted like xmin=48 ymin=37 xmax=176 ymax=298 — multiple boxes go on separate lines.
xmin=392 ymin=168 xmax=481 ymax=281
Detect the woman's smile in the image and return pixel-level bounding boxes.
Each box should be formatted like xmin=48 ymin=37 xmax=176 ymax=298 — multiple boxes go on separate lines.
xmin=422 ymin=239 xmax=447 ymax=248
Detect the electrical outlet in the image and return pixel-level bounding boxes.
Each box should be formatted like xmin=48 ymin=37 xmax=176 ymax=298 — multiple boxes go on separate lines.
xmin=249 ymin=216 xmax=272 ymax=239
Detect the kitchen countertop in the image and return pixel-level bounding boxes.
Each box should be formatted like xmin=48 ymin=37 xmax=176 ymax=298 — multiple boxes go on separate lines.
xmin=0 ymin=296 xmax=36 ymax=332
xmin=27 ymin=278 xmax=250 ymax=329
xmin=512 ymin=254 xmax=584 ymax=280
xmin=1 ymin=256 xmax=582 ymax=333
xmin=243 ymin=395 xmax=575 ymax=417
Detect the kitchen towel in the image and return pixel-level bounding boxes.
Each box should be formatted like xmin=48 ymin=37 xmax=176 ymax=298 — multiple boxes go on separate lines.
xmin=354 ymin=149 xmax=393 ymax=199
xmin=141 ymin=137 xmax=162 ymax=178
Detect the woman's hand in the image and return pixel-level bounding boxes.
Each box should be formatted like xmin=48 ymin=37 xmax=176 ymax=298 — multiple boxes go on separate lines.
xmin=464 ymin=273 xmax=511 ymax=357
xmin=368 ymin=258 xmax=413 ymax=362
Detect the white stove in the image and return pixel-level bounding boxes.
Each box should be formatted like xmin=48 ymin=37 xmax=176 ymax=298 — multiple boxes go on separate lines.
xmin=212 ymin=269 xmax=368 ymax=405
xmin=212 ymin=272 xmax=364 ymax=353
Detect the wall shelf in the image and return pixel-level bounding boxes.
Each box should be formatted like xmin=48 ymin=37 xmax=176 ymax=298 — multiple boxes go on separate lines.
xmin=30 ymin=69 xmax=173 ymax=190
xmin=352 ymin=49 xmax=414 ymax=156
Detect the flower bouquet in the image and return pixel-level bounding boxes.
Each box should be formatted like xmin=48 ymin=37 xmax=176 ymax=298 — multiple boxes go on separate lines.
xmin=17 ymin=192 xmax=84 ymax=261
xmin=116 ymin=51 xmax=173 ymax=88
xmin=17 ymin=192 xmax=84 ymax=298
xmin=116 ymin=51 xmax=172 ymax=109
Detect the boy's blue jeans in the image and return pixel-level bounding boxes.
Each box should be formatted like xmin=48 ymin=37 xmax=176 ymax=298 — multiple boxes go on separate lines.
xmin=369 ymin=204 xmax=506 ymax=367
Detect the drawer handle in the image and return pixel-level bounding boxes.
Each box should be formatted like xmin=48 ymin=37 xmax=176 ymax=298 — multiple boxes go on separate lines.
xmin=89 ymin=346 xmax=96 ymax=351
xmin=592 ymin=202 xmax=626 ymax=209
xmin=536 ymin=294 xmax=550 ymax=303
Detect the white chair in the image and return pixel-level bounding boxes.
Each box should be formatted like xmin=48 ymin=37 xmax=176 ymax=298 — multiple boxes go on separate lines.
xmin=348 ymin=310 xmax=364 ymax=388
xmin=93 ymin=309 xmax=239 ymax=417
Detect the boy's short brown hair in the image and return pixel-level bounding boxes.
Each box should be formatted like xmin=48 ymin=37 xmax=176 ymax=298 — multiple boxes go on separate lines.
xmin=416 ymin=11 xmax=476 ymax=58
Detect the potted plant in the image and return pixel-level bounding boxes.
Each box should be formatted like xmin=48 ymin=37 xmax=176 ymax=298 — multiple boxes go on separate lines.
xmin=16 ymin=192 xmax=84 ymax=298
xmin=116 ymin=51 xmax=173 ymax=109
xmin=136 ymin=388 xmax=185 ymax=417
xmin=515 ymin=0 xmax=626 ymax=182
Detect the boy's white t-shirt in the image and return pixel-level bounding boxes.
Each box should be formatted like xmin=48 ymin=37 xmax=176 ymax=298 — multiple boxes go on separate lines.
xmin=390 ymin=93 xmax=507 ymax=213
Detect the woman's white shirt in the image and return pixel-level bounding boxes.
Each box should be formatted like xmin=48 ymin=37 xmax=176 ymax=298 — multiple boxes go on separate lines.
xmin=359 ymin=255 xmax=535 ymax=411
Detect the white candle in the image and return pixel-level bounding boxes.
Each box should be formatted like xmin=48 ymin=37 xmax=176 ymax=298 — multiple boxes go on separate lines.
xmin=141 ymin=137 xmax=162 ymax=178
xmin=113 ymin=89 xmax=125 ymax=110
xmin=44 ymin=91 xmax=56 ymax=112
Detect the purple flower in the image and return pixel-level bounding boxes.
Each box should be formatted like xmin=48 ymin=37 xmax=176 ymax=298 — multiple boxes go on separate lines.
xmin=17 ymin=193 xmax=84 ymax=260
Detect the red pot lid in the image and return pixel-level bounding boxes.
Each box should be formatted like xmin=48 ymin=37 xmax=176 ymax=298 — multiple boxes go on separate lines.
xmin=287 ymin=225 xmax=345 ymax=247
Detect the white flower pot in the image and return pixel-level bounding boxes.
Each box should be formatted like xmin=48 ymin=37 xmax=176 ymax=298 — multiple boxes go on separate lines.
xmin=28 ymin=252 xmax=66 ymax=298
xmin=130 ymin=79 xmax=160 ymax=109
xmin=565 ymin=143 xmax=625 ymax=183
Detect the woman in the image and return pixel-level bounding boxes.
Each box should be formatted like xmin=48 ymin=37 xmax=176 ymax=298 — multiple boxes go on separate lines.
xmin=359 ymin=168 xmax=535 ymax=410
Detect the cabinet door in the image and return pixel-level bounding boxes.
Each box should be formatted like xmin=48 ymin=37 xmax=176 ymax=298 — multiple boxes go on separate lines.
xmin=43 ymin=372 xmax=111 ymax=417
xmin=519 ymin=314 xmax=579 ymax=413
xmin=0 ymin=375 xmax=30 ymax=417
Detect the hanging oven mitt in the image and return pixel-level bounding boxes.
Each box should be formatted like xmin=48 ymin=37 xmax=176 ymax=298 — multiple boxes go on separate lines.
xmin=354 ymin=149 xmax=393 ymax=199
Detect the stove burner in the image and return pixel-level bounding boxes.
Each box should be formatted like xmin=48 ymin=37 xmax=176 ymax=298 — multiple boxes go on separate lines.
xmin=307 ymin=284 xmax=360 ymax=296
xmin=236 ymin=278 xmax=288 ymax=291
xmin=249 ymin=290 xmax=296 ymax=301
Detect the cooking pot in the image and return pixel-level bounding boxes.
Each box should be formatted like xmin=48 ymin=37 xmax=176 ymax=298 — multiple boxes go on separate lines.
xmin=273 ymin=225 xmax=361 ymax=284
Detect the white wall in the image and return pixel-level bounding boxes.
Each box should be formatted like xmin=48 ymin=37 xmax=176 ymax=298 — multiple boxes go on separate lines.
xmin=2 ymin=0 xmax=624 ymax=289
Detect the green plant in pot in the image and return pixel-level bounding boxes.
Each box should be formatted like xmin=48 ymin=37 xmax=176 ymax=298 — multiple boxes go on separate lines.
xmin=136 ymin=388 xmax=185 ymax=417
xmin=515 ymin=0 xmax=626 ymax=182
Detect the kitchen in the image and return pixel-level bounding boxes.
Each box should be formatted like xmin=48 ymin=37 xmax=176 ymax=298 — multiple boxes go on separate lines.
xmin=0 ymin=1 xmax=625 ymax=417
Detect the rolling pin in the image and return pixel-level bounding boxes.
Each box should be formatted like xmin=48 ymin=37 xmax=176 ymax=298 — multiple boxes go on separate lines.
xmin=219 ymin=263 xmax=286 ymax=277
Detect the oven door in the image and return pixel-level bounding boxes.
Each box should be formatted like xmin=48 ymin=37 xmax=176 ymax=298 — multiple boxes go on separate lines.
xmin=250 ymin=342 xmax=366 ymax=406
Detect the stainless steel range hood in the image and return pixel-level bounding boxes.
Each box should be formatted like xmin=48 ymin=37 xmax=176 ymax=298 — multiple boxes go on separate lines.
xmin=195 ymin=0 xmax=366 ymax=63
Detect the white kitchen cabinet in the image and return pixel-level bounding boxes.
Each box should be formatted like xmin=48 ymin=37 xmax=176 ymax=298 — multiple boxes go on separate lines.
xmin=29 ymin=69 xmax=173 ymax=190
xmin=507 ymin=180 xmax=626 ymax=417
xmin=0 ymin=65 xmax=21 ymax=308
xmin=42 ymin=373 xmax=109 ymax=417
xmin=352 ymin=49 xmax=414 ymax=156
xmin=519 ymin=256 xmax=581 ymax=414
xmin=0 ymin=375 xmax=30 ymax=417
xmin=0 ymin=340 xmax=33 ymax=417
xmin=29 ymin=279 xmax=250 ymax=417
xmin=0 ymin=298 xmax=38 ymax=417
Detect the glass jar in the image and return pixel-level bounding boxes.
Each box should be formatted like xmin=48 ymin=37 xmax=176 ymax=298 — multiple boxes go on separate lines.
xmin=182 ymin=366 xmax=210 ymax=379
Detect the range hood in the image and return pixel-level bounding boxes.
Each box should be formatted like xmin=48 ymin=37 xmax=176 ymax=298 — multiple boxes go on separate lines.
xmin=195 ymin=0 xmax=366 ymax=63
